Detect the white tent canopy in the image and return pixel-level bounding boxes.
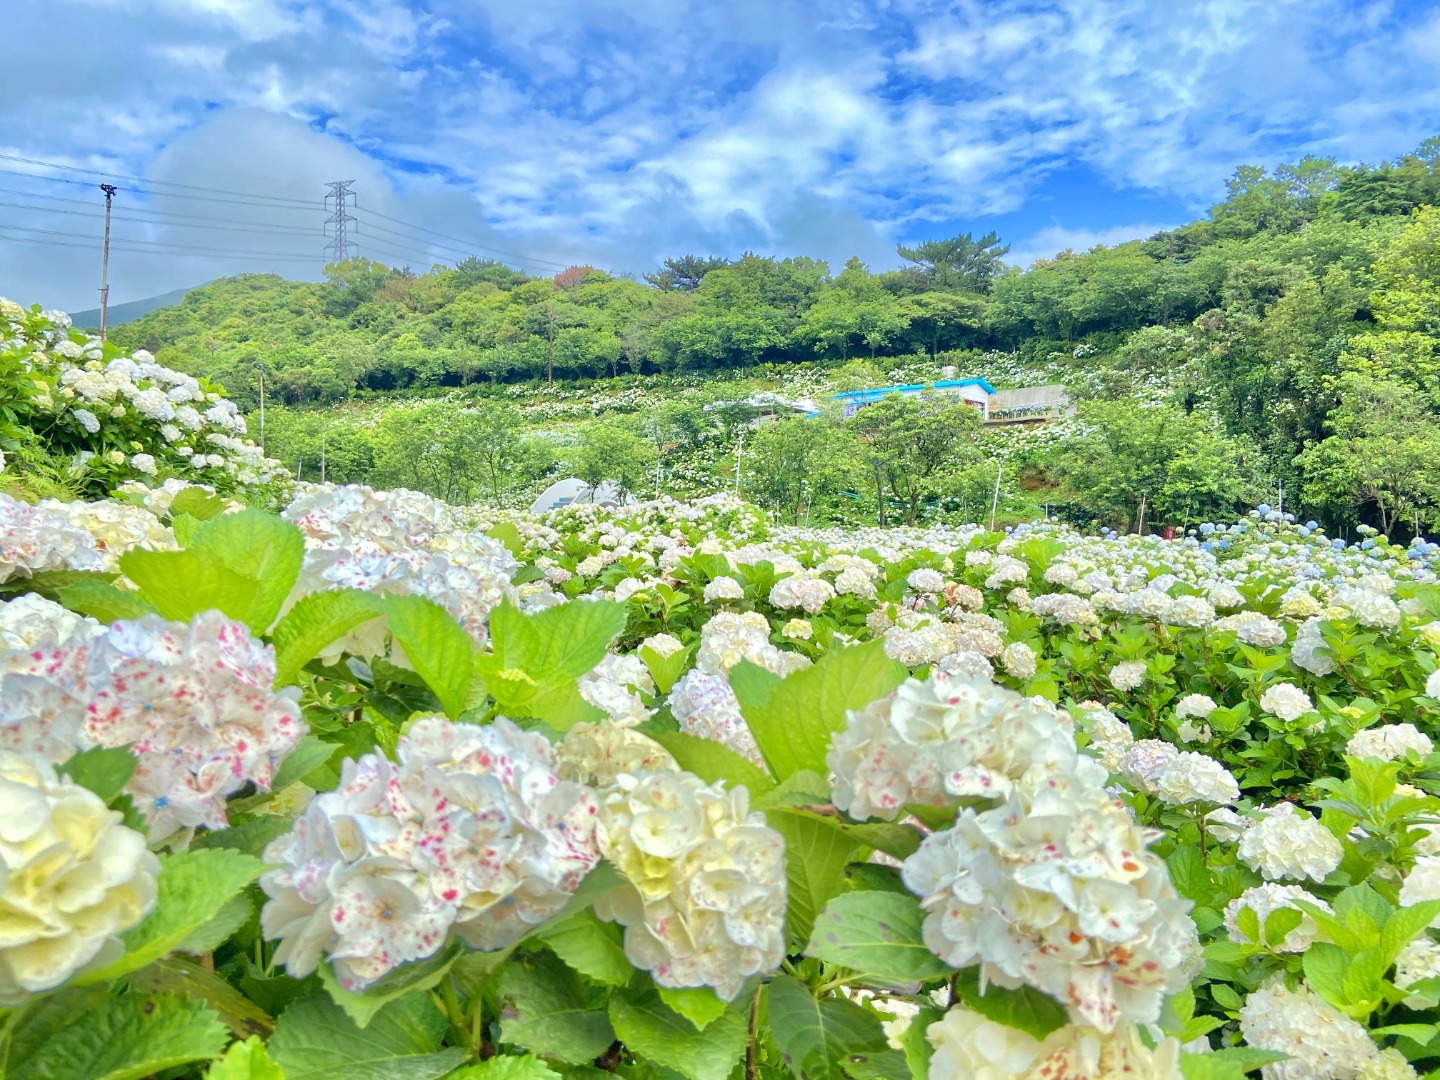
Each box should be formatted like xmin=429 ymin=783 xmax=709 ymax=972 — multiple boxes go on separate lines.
xmin=530 ymin=477 xmax=630 ymax=513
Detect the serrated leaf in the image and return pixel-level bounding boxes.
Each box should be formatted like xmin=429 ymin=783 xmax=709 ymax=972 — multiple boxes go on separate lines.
xmin=608 ymin=986 xmax=748 ymax=1080
xmin=1181 ymin=1048 xmax=1289 ymax=1080
xmin=764 ymin=975 xmax=889 ymax=1080
xmin=752 ymin=769 xmax=830 ymax=810
xmin=194 ymin=814 xmax=295 ymax=856
xmin=806 ymin=892 xmax=948 ymax=981
xmin=1379 ymin=901 xmax=1440 ymax=968
xmin=270 ymin=588 xmax=386 ymax=687
xmin=79 ymin=847 xmax=263 ymax=983
xmin=11 ymin=992 xmax=228 ymax=1080
xmin=271 ymin=734 xmax=342 ymax=793
xmin=206 ymin=1037 xmax=286 ymax=1080
xmin=132 ymin=956 xmax=273 ymax=1038
xmin=172 ymin=513 xmax=202 ymax=547
xmin=488 ymin=599 xmax=626 ymax=682
xmin=767 ymin=808 xmax=864 ymax=947
xmin=267 ymin=992 xmax=467 ymax=1080
xmin=57 ymin=744 xmax=137 ymax=804
xmin=640 ymin=640 xmax=694 ymax=695
xmin=652 ymin=730 xmax=775 ymax=795
xmin=175 ymin=890 xmax=255 ymax=954
xmin=189 ymin=509 xmax=305 ymax=630
xmin=485 ymin=521 xmax=527 ymax=558
xmin=953 ymin=968 xmax=1069 ymax=1039
xmin=657 ymin=985 xmax=728 ymax=1031
xmin=171 ymin=487 xmax=231 ymax=522
xmin=446 ymin=1055 xmax=562 ymax=1079
xmin=1263 ymin=907 xmax=1304 ymax=948
xmin=119 ymin=547 xmax=261 ymax=629
xmin=731 ymin=640 xmax=905 ymax=780
xmin=0 ymin=985 xmax=110 ymax=1077
xmin=1302 ymin=942 xmax=1351 ymax=1008
xmin=54 ymin=576 xmax=157 ymax=623
xmin=498 ymin=951 xmax=615 ymax=1065
xmin=317 ymin=941 xmax=464 ymax=1029
xmin=386 ymin=594 xmax=474 ymax=719
xmin=533 ymin=909 xmax=630 ymax=986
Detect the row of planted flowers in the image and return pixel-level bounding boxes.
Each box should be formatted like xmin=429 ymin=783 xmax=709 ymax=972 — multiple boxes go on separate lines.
xmin=1 ymin=477 xmax=1439 ymax=1080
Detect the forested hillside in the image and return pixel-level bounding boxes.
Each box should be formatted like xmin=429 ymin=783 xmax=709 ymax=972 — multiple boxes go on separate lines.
xmin=111 ymin=142 xmax=1440 ymax=537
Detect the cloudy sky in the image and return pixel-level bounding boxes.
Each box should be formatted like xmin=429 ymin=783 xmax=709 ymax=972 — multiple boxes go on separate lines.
xmin=2 ymin=0 xmax=1437 ymax=311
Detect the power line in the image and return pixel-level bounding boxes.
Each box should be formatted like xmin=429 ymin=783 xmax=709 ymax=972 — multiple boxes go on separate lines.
xmin=0 ymin=153 xmax=321 ymax=207
xmin=0 ymin=168 xmax=319 ymax=211
xmin=0 ymin=199 xmax=326 ymax=237
xmin=0 ymin=222 xmax=323 ymax=261
xmin=352 ymin=205 xmax=572 ymax=270
xmin=0 ymin=186 xmax=327 ymax=233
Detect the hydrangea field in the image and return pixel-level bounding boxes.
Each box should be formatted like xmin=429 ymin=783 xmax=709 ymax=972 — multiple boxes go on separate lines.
xmin=3 ymin=304 xmax=1440 ymax=1080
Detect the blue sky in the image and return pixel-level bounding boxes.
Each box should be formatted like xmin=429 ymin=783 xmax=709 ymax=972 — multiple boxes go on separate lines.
xmin=2 ymin=0 xmax=1437 ymax=309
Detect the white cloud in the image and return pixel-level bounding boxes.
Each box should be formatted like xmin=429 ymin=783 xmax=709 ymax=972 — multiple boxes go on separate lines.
xmin=1006 ymin=222 xmax=1182 ymax=269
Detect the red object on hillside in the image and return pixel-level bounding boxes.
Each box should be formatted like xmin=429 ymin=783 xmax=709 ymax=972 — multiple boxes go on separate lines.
xmin=1164 ymin=526 xmax=1176 ymax=540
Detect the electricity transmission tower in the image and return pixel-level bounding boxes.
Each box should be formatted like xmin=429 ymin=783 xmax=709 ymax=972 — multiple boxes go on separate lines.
xmin=323 ymin=180 xmax=357 ymax=263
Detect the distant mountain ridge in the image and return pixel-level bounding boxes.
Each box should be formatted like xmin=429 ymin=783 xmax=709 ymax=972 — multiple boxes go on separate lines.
xmin=71 ymin=285 xmax=200 ymax=329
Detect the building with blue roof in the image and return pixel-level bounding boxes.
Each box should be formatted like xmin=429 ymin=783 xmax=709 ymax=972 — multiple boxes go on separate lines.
xmin=833 ymin=377 xmax=997 ymax=418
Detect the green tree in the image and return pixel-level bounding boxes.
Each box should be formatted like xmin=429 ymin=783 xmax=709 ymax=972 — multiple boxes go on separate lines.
xmin=850 ymin=392 xmax=982 ymax=525
xmin=896 ymin=231 xmax=1010 ymax=293
xmin=571 ymin=422 xmax=659 ymax=501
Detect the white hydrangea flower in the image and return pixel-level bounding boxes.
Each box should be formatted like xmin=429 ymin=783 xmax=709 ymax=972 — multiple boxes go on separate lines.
xmin=930 ymin=1017 xmax=1185 ymax=1080
xmin=1238 ymin=804 xmax=1343 ymax=883
xmin=592 ymin=767 xmax=786 ymax=1001
xmin=781 ymin=618 xmax=813 ymax=640
xmin=1224 ymin=884 xmax=1330 ymax=952
xmin=834 ymin=565 xmax=877 ymax=598
xmin=1000 ymin=641 xmax=1037 ymax=680
xmin=641 ymin=632 xmax=685 ymax=659
xmin=668 ymin=669 xmax=765 ymax=767
xmin=1239 ymin=979 xmax=1378 ymax=1080
xmin=1425 ymin=668 xmax=1440 ymax=700
xmin=1028 ymin=593 xmax=1099 ymax=627
xmin=0 ymin=593 xmax=102 ymax=651
xmin=1259 ymin=682 xmax=1314 ymax=723
xmin=1175 ymin=694 xmax=1218 ymax=721
xmin=907 ymin=567 xmax=944 ymax=593
xmin=768 ymin=572 xmax=834 ymax=614
xmin=578 ymin=653 xmax=654 ymax=727
xmin=1346 ymin=724 xmax=1433 ymax=761
xmin=556 ymin=721 xmax=678 ymax=788
xmin=1108 ymin=661 xmax=1147 ymax=692
xmin=261 ymin=716 xmax=601 ymax=991
xmin=1357 ymin=1049 xmax=1419 ymax=1080
xmin=1399 ymin=856 xmax=1440 ymax=924
xmin=703 ymin=576 xmax=745 ymax=603
xmin=829 ymin=674 xmax=1091 ymax=821
xmin=1291 ymin=618 xmax=1336 ymax=676
xmin=1116 ymin=739 xmax=1181 ymax=792
xmin=1394 ymin=936 xmax=1440 ymax=1005
xmin=1155 ymin=752 xmax=1240 ymax=805
xmin=0 ymin=751 xmax=160 ymax=1004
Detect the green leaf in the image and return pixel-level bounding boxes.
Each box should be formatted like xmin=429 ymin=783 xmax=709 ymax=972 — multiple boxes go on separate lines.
xmin=488 ymin=599 xmax=627 ymax=682
xmin=1302 ymin=943 xmax=1351 ymax=1008
xmin=119 ymin=547 xmax=262 ymax=629
xmin=11 ymin=992 xmax=228 ymax=1080
xmin=270 ymin=588 xmax=386 ymax=687
xmin=206 ymin=1037 xmax=286 ymax=1080
xmin=608 ymin=986 xmax=748 ymax=1080
xmin=806 ymin=892 xmax=948 ymax=981
xmin=189 ymin=509 xmax=305 ymax=630
xmin=764 ymin=975 xmax=890 ymax=1080
xmin=172 ymin=513 xmax=202 ymax=547
xmin=270 ymin=734 xmax=342 ymax=793
xmin=1181 ymin=1048 xmax=1289 ymax=1080
xmin=840 ymin=821 xmax=923 ymax=861
xmin=0 ymin=985 xmax=110 ymax=1078
xmin=194 ymin=815 xmax=295 ymax=857
xmin=446 ymin=1056 xmax=562 ymax=1080
xmin=386 ymin=594 xmax=475 ymax=719
xmin=56 ymin=744 xmax=137 ymax=804
xmin=486 ymin=521 xmax=527 ymax=558
xmin=131 ymin=956 xmax=273 ymax=1039
xmin=1166 ymin=847 xmax=1210 ymax=904
xmin=953 ymin=968 xmax=1069 ymax=1040
xmin=766 ymin=808 xmax=864 ymax=947
xmin=532 ymin=909 xmax=631 ymax=987
xmin=652 ymin=730 xmax=776 ymax=795
xmin=1263 ymin=908 xmax=1304 ymax=948
xmin=498 ymin=951 xmax=616 ymax=1065
xmin=79 ymin=847 xmax=264 ymax=983
xmin=640 ymin=640 xmax=694 ymax=695
xmin=897 ymin=1002 xmax=943 ymax=1080
xmin=752 ymin=769 xmax=830 ymax=810
xmin=267 ymin=992 xmax=468 ymax=1080
xmin=171 ymin=487 xmax=231 ymax=522
xmin=1379 ymin=901 xmax=1440 ymax=968
xmin=657 ymin=985 xmax=728 ymax=1032
xmin=317 ymin=941 xmax=464 ymax=1029
xmin=54 ymin=576 xmax=157 ymax=622
xmin=731 ymin=640 xmax=905 ymax=780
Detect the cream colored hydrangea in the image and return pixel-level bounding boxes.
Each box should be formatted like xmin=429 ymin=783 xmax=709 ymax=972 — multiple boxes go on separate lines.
xmin=592 ymin=767 xmax=786 ymax=1001
xmin=1224 ymin=883 xmax=1330 ymax=952
xmin=1346 ymin=724 xmax=1433 ymax=761
xmin=1238 ymin=804 xmax=1343 ymax=883
xmin=1239 ymin=979 xmax=1378 ymax=1080
xmin=0 ymin=751 xmax=160 ymax=1004
xmin=928 ymin=1011 xmax=1183 ymax=1080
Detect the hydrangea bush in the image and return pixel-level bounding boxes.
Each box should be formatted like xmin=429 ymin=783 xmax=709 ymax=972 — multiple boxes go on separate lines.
xmin=2 ymin=478 xmax=1440 ymax=1080
xmin=0 ymin=299 xmax=286 ymax=498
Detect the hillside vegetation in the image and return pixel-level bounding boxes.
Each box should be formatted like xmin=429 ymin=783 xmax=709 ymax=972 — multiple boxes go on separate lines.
xmin=113 ymin=142 xmax=1440 ymax=536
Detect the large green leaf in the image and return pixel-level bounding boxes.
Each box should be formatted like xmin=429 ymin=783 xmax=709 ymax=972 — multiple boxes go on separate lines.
xmin=766 ymin=808 xmax=864 ymax=947
xmin=498 ymin=951 xmax=616 ymax=1065
xmin=170 ymin=487 xmax=231 ymax=522
xmin=270 ymin=588 xmax=386 ymax=687
xmin=57 ymin=744 xmax=137 ymax=804
xmin=79 ymin=848 xmax=263 ymax=984
xmin=953 ymin=967 xmax=1068 ymax=1040
xmin=54 ymin=576 xmax=157 ymax=623
xmin=446 ymin=1056 xmax=561 ymax=1079
xmin=731 ymin=640 xmax=905 ymax=779
xmin=267 ymin=992 xmax=468 ymax=1080
xmin=608 ymin=986 xmax=748 ymax=1080
xmin=11 ymin=992 xmax=228 ymax=1080
xmin=119 ymin=548 xmax=262 ymax=629
xmin=189 ymin=509 xmax=306 ymax=631
xmin=270 ymin=734 xmax=342 ymax=793
xmin=532 ymin=909 xmax=631 ymax=986
xmin=386 ymin=594 xmax=475 ymax=719
xmin=1181 ymin=1048 xmax=1290 ymax=1080
xmin=131 ymin=956 xmax=274 ymax=1038
xmin=651 ymin=730 xmax=776 ymax=795
xmin=317 ymin=941 xmax=465 ymax=1029
xmin=486 ymin=599 xmax=627 ymax=682
xmin=205 ymin=1037 xmax=285 ymax=1080
xmin=806 ymin=892 xmax=949 ymax=981
xmin=764 ymin=975 xmax=890 ymax=1080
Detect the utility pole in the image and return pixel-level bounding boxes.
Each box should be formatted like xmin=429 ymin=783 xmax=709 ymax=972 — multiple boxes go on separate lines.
xmin=320 ymin=428 xmax=327 ymax=483
xmin=98 ymin=184 xmax=117 ymax=339
xmin=323 ymin=181 xmax=358 ymax=264
xmin=989 ymin=457 xmax=1003 ymax=531
xmin=1277 ymin=480 xmax=1284 ymax=516
xmin=545 ymin=306 xmax=557 ymax=387
xmin=255 ymin=366 xmax=266 ymax=455
xmin=734 ymin=429 xmax=744 ymax=495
